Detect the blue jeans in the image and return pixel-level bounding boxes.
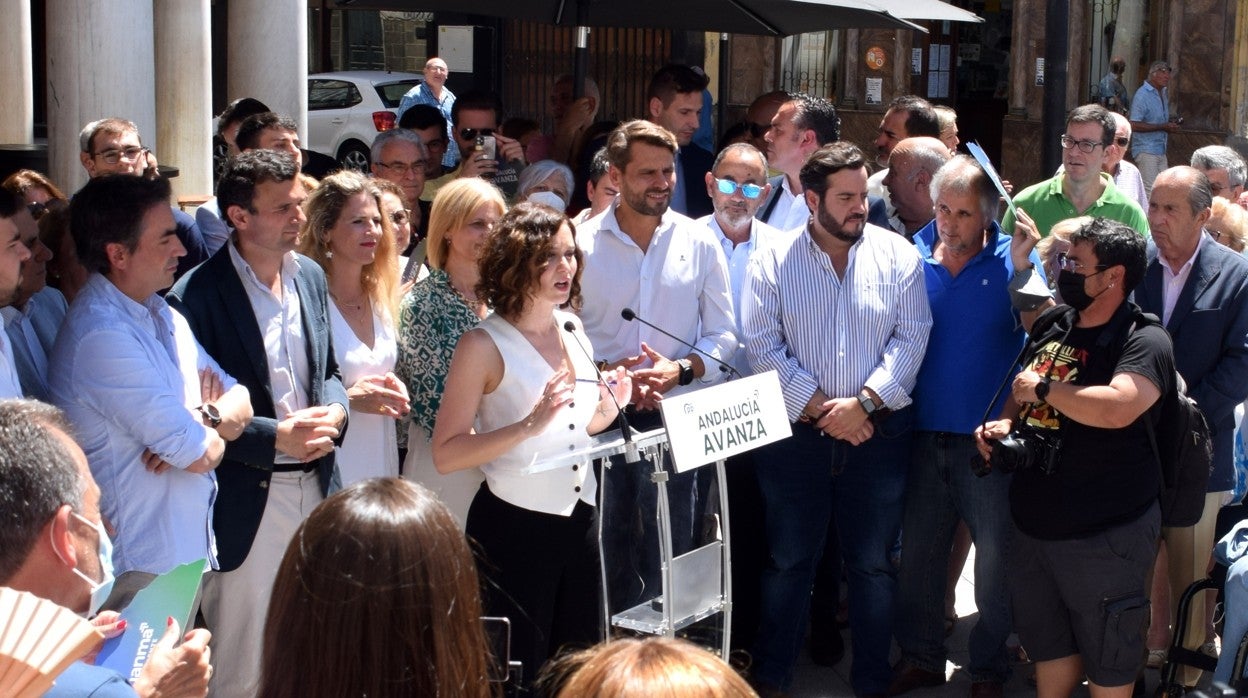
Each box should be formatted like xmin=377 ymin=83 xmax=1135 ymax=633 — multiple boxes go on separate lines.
xmin=752 ymin=407 xmax=913 ymax=694
xmin=895 ymin=431 xmax=1013 ymax=683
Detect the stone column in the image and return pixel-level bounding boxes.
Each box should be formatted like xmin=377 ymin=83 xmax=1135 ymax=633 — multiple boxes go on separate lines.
xmin=229 ymin=0 xmax=309 ymax=139
xmin=46 ymin=0 xmax=156 ymax=194
xmin=0 ymin=0 xmax=34 ymax=144
xmin=156 ymin=0 xmax=213 ymax=198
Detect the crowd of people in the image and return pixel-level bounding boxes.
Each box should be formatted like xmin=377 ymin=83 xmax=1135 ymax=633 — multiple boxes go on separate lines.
xmin=3 ymin=53 xmax=1248 ymax=698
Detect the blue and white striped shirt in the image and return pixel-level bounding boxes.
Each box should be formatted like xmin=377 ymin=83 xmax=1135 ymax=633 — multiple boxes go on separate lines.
xmin=741 ymin=224 xmax=932 ymax=422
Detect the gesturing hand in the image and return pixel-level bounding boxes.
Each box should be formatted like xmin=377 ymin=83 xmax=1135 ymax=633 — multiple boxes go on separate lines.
xmin=521 ymin=369 xmax=574 ymax=436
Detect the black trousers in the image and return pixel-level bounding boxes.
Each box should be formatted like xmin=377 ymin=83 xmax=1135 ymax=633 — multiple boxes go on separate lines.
xmin=466 ymin=483 xmax=601 ymax=692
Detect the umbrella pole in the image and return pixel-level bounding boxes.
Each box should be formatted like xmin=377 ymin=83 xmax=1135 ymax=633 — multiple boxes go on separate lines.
xmin=573 ymin=0 xmax=588 ymax=100
xmin=718 ymin=33 xmax=730 ymax=146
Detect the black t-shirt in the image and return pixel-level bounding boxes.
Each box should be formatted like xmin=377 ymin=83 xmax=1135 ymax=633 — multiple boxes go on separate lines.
xmin=1009 ymin=305 xmax=1175 ymax=539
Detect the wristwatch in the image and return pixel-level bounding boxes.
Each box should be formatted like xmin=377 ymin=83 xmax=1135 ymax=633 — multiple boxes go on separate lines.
xmin=857 ymin=391 xmax=880 ymax=417
xmin=198 ymin=403 xmax=222 ymax=428
xmin=1034 ymin=377 xmax=1051 ymax=402
xmin=676 ymin=359 xmax=694 ymax=386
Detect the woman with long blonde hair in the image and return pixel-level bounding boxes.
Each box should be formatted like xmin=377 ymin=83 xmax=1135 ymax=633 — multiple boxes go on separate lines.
xmin=300 ymin=170 xmax=408 ymax=483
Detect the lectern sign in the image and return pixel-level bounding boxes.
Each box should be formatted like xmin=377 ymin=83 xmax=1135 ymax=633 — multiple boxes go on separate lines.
xmin=659 ymin=370 xmax=791 ymax=473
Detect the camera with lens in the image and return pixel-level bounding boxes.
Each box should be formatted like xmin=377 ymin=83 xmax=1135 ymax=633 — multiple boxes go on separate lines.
xmin=971 ymin=425 xmax=1062 ymax=477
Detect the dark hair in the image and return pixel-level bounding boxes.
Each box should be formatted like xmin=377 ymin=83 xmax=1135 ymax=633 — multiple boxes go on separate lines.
xmin=0 ymin=187 xmax=20 ymax=220
xmin=605 ymin=120 xmax=678 ymax=171
xmin=0 ymin=399 xmax=81 ymax=583
xmin=259 ymin=478 xmax=494 ymax=698
xmin=399 ymin=104 xmax=448 ymax=132
xmin=587 ymin=148 xmax=611 ymax=185
xmin=647 ymin=64 xmax=710 ymax=106
xmin=799 ymin=141 xmax=867 ymax=201
xmin=1110 ymin=57 xmax=1126 ymax=74
xmin=501 ymin=117 xmax=540 ymax=141
xmin=236 ymin=112 xmax=299 ymax=152
xmin=1069 ymin=217 xmax=1148 ymax=292
xmin=788 ymin=93 xmax=841 ymax=145
xmin=887 ymin=95 xmax=941 ymax=139
xmin=217 ymin=150 xmax=300 ymax=231
xmin=451 ymin=91 xmax=503 ymax=128
xmin=70 ymin=174 xmax=172 ymax=274
xmin=217 ymin=97 xmax=272 ymax=139
xmin=1067 ymin=103 xmax=1116 ymax=147
xmin=476 ymin=202 xmax=583 ymax=318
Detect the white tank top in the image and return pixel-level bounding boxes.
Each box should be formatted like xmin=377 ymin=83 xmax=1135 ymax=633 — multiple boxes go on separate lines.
xmin=476 ymin=309 xmax=598 ymax=516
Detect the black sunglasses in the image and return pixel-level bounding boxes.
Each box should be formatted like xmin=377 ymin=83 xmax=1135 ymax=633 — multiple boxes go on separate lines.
xmin=459 ymin=128 xmax=495 ymax=141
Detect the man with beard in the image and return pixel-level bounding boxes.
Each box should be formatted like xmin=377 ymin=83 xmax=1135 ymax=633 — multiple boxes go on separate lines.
xmin=741 ymin=141 xmax=931 ymax=697
xmin=695 ymin=142 xmax=782 ymax=652
xmin=577 ymin=119 xmax=736 ymax=616
xmin=867 ymin=96 xmax=941 ymax=235
xmin=0 ymin=189 xmax=33 ymax=398
xmin=0 ymin=195 xmax=56 ymax=399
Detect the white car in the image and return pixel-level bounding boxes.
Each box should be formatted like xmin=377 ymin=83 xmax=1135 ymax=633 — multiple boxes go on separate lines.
xmin=307 ymin=70 xmax=422 ymax=171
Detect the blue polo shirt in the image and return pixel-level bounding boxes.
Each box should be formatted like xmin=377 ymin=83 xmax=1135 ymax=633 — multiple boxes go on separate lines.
xmin=1129 ymin=81 xmax=1169 ymax=156
xmin=911 ymin=219 xmax=1044 ymax=433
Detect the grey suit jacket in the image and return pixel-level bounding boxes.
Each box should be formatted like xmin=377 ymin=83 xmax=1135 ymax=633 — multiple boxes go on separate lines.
xmin=1135 ymin=238 xmax=1248 ymax=491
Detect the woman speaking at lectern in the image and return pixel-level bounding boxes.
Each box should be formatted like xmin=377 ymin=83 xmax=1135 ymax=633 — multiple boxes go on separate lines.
xmin=433 ymin=202 xmax=630 ymax=686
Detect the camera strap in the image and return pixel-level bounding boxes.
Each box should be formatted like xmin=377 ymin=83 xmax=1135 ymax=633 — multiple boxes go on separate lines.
xmin=977 ymin=305 xmax=1077 ymax=432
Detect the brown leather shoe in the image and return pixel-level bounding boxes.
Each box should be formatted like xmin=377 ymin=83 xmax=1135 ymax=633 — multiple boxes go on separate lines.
xmin=887 ymin=663 xmax=946 ymax=696
xmin=970 ymin=681 xmax=1004 ymax=698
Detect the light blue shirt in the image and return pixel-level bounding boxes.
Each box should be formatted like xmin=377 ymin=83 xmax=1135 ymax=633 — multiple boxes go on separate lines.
xmin=698 ymin=213 xmax=784 ymax=376
xmin=49 ymin=274 xmax=229 ymax=575
xmin=1 ymin=286 xmax=67 ymax=400
xmin=195 ymin=198 xmax=231 ymax=255
xmin=398 ymin=82 xmax=458 ymax=169
xmin=1130 ymin=81 xmax=1170 ymax=156
xmin=742 ymin=224 xmax=932 ymax=421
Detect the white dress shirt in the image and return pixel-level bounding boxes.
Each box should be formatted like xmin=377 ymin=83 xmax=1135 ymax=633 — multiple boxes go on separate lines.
xmin=768 ymin=177 xmax=813 ymax=233
xmin=1159 ymin=233 xmax=1209 ymax=326
xmin=742 ymin=223 xmax=932 ymax=421
xmin=577 ymin=201 xmax=737 ymax=396
xmin=698 ymin=214 xmax=786 ymax=376
xmin=49 ymin=274 xmax=232 ymax=574
xmin=228 ymin=244 xmax=310 ymax=464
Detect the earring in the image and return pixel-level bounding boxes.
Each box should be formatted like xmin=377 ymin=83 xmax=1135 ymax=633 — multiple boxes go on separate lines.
xmin=322 ymin=235 xmax=333 ymax=259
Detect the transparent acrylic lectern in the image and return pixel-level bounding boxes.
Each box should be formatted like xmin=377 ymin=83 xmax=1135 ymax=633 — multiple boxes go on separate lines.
xmin=540 ymin=425 xmax=734 ymax=660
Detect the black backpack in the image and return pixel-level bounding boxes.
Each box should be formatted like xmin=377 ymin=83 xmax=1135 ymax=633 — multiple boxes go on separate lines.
xmin=1028 ymin=304 xmax=1213 ymax=526
xmin=1126 ymin=312 xmax=1215 ymax=527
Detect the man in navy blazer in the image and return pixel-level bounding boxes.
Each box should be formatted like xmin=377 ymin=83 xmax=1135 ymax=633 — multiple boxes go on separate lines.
xmin=166 ymin=150 xmax=348 ymax=697
xmin=1135 ymin=165 xmax=1248 ymax=684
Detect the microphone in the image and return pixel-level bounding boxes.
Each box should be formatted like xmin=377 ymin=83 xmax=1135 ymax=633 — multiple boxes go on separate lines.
xmin=563 ymin=320 xmax=639 ymax=463
xmin=619 ymin=307 xmax=741 ymax=379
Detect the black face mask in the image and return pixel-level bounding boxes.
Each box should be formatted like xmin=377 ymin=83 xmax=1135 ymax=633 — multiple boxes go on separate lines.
xmin=1056 ymin=269 xmax=1102 ymax=311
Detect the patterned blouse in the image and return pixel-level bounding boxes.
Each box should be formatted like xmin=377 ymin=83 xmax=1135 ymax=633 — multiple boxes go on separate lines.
xmin=396 ymin=268 xmax=485 ymax=442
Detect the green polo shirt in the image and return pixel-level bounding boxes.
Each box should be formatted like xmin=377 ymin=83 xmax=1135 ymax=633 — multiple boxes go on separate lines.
xmin=1002 ymin=172 xmax=1149 ymax=238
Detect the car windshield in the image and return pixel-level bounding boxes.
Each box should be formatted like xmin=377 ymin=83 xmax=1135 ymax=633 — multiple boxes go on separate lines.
xmin=375 ymin=81 xmax=420 ymax=108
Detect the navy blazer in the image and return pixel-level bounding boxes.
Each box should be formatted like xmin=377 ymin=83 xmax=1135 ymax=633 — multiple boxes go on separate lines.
xmin=1135 ymin=239 xmax=1248 ymax=491
xmin=166 ymin=247 xmax=348 ymax=571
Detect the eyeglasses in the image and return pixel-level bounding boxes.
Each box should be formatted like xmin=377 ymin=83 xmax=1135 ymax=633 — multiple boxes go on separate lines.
xmin=1209 ymin=228 xmax=1225 ymax=242
xmin=459 ymin=128 xmax=494 ymax=141
xmin=746 ymin=121 xmax=770 ymax=138
xmin=92 ymin=146 xmax=149 ymax=165
xmin=1057 ymin=252 xmax=1109 ymax=274
xmin=26 ymin=202 xmax=47 ymax=220
xmin=377 ymin=160 xmax=427 ymax=176
xmin=1114 ymin=137 xmax=1130 ymax=147
xmin=1059 ymin=136 xmax=1103 ymax=153
xmin=390 ymin=209 xmax=412 ymax=226
xmin=425 ymin=138 xmax=448 ymax=151
xmin=714 ymin=178 xmax=763 ymax=199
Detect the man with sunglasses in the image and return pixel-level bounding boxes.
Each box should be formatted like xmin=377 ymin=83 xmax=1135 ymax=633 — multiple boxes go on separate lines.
xmin=78 ymin=118 xmax=210 ymax=280
xmin=1003 ymin=104 xmax=1148 ymax=240
xmin=421 ymin=90 xmax=527 ymax=201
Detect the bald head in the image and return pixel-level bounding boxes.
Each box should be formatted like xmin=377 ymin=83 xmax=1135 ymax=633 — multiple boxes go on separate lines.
xmin=1149 ymin=166 xmax=1212 ymax=267
xmin=884 ymin=137 xmax=952 ymax=232
xmin=745 ymin=90 xmax=790 ymax=151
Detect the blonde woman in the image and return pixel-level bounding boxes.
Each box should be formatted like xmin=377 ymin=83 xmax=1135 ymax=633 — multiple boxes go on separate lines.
xmin=395 ymin=177 xmax=506 ymax=524
xmin=300 ymin=170 xmax=408 ymax=485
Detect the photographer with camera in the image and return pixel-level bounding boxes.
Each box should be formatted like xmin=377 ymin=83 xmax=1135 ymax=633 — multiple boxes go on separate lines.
xmin=975 ymin=217 xmax=1175 ymax=698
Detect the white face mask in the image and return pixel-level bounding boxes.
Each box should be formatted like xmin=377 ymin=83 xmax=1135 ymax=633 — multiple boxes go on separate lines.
xmin=54 ymin=511 xmax=116 ymax=616
xmin=527 ymin=190 xmax=567 ymax=212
